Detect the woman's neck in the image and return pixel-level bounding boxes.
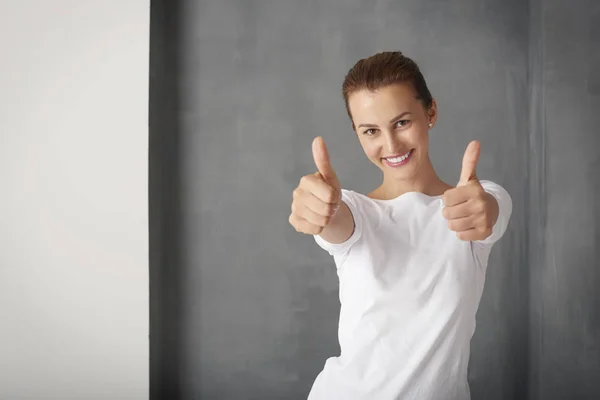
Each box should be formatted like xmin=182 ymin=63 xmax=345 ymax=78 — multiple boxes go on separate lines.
xmin=371 ymin=158 xmax=453 ymax=200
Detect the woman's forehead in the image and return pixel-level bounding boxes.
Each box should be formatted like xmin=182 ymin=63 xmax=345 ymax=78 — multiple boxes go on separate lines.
xmin=349 ymin=85 xmax=421 ymax=122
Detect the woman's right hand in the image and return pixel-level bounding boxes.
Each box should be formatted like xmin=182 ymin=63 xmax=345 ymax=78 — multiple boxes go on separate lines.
xmin=289 ymin=137 xmax=342 ymax=235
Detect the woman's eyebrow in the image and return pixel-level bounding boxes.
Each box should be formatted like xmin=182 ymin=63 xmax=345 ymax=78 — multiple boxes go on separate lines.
xmin=389 ymin=111 xmax=411 ymax=125
xmin=357 ymin=111 xmax=411 ymax=129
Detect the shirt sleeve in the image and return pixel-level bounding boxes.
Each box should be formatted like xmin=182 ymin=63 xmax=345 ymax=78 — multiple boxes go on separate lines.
xmin=476 ymin=180 xmax=513 ymax=245
xmin=313 ymin=189 xmax=363 ymax=258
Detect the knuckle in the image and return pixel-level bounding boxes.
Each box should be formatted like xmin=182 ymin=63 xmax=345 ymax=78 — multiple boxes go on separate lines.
xmin=443 ymin=189 xmax=456 ymax=206
xmin=327 ymin=203 xmax=337 ymax=216
xmin=448 ymin=220 xmax=455 ymax=231
xmin=299 ymin=175 xmax=311 ymax=187
xmin=289 ymin=215 xmax=298 ymax=228
xmin=326 ymin=188 xmax=337 ymax=203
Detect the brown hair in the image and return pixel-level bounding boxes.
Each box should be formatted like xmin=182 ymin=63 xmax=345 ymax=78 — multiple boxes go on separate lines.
xmin=341 ymin=51 xmax=433 ymax=125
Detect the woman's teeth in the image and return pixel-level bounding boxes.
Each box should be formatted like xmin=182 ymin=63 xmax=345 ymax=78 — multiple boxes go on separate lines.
xmin=386 ymin=150 xmax=411 ymax=163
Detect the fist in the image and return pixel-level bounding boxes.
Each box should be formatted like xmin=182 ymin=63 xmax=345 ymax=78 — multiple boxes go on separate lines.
xmin=289 ymin=137 xmax=342 ymax=235
xmin=442 ymin=141 xmax=499 ymax=241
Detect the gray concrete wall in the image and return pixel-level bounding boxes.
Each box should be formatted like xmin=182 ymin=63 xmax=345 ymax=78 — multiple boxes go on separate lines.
xmin=150 ymin=0 xmax=600 ymax=398
xmin=528 ymin=0 xmax=600 ymax=399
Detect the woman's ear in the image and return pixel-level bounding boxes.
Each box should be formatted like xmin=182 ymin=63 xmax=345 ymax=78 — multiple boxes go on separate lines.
xmin=428 ymin=98 xmax=438 ymax=127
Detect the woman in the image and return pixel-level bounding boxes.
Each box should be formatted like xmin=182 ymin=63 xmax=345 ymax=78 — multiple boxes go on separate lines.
xmin=288 ymin=51 xmax=512 ymax=400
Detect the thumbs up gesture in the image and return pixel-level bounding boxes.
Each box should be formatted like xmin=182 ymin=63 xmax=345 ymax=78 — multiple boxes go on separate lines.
xmin=289 ymin=137 xmax=342 ymax=235
xmin=442 ymin=141 xmax=499 ymax=241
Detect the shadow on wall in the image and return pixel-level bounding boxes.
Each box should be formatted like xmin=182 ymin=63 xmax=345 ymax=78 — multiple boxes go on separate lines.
xmin=149 ymin=0 xmax=185 ymax=399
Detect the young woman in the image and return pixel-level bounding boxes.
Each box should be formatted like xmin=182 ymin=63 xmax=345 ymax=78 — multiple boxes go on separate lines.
xmin=288 ymin=51 xmax=512 ymax=400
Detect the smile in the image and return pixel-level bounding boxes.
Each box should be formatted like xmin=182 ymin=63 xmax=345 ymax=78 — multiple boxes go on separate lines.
xmin=383 ymin=149 xmax=414 ymax=167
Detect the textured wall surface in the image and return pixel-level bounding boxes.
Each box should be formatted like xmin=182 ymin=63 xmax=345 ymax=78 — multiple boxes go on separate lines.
xmin=150 ymin=0 xmax=599 ymax=398
xmin=528 ymin=0 xmax=600 ymax=399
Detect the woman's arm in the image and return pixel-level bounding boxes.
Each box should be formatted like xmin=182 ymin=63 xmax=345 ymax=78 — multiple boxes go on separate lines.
xmin=318 ymin=200 xmax=355 ymax=244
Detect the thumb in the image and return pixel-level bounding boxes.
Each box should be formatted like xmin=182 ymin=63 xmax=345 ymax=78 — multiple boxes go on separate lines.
xmin=458 ymin=140 xmax=480 ymax=187
xmin=312 ymin=136 xmax=339 ymax=186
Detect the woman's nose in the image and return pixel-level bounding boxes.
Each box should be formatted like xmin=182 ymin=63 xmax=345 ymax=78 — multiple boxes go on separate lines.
xmin=384 ymin=132 xmax=402 ymax=154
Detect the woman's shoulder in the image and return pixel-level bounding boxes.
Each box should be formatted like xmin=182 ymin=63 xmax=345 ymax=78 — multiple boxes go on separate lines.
xmin=340 ymin=188 xmax=373 ymax=204
xmin=340 ymin=188 xmax=388 ymax=216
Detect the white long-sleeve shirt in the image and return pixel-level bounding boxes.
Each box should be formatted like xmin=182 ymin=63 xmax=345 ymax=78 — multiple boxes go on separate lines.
xmin=308 ymin=181 xmax=512 ymax=400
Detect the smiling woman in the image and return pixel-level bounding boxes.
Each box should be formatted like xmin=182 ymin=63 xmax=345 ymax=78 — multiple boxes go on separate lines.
xmin=288 ymin=51 xmax=513 ymax=400
xmin=341 ymin=53 xmax=445 ymax=199
xmin=350 ymin=83 xmax=441 ymax=196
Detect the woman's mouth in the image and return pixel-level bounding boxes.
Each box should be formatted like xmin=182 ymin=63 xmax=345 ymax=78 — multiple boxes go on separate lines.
xmin=382 ymin=149 xmax=414 ymax=167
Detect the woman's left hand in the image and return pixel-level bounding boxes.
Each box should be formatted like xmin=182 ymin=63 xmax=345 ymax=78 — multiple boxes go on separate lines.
xmin=442 ymin=141 xmax=499 ymax=242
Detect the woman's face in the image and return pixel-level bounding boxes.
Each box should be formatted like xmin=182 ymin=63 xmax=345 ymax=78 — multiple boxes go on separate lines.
xmin=348 ymin=83 xmax=437 ymax=182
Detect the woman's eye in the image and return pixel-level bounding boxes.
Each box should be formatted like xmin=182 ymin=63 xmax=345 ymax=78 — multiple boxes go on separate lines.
xmin=396 ymin=120 xmax=410 ymax=128
xmin=364 ymin=129 xmax=376 ymax=135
